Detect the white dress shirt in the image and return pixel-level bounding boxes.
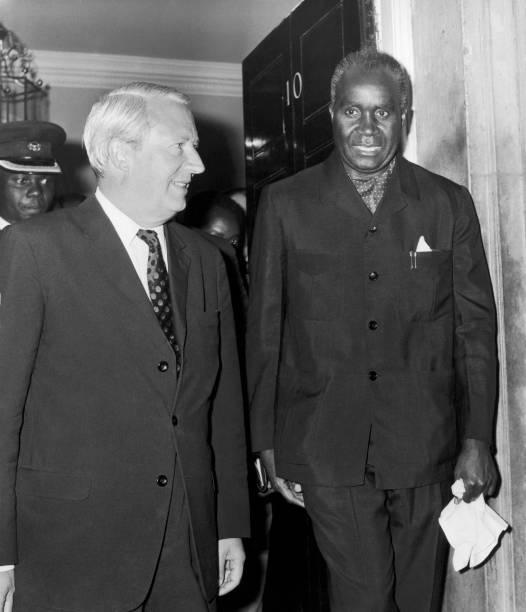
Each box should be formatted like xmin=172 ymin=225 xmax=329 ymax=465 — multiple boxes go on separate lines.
xmin=0 ymin=190 xmax=168 ymax=573
xmin=95 ymin=188 xmax=169 ymax=294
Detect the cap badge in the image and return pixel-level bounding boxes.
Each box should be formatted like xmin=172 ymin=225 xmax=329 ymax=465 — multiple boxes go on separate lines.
xmin=27 ymin=141 xmax=42 ymax=152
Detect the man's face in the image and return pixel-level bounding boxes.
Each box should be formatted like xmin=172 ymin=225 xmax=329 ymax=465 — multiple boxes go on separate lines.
xmin=125 ymin=98 xmax=205 ymax=227
xmin=0 ymin=169 xmax=55 ymax=222
xmin=203 ymin=209 xmax=243 ymax=251
xmin=330 ymin=66 xmax=405 ymax=178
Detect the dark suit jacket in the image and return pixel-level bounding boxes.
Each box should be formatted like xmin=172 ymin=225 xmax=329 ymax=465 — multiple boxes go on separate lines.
xmin=0 ymin=197 xmax=249 ymax=610
xmin=247 ymin=152 xmax=497 ymax=490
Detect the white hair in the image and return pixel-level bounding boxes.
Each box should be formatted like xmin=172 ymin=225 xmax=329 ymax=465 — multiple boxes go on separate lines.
xmin=83 ymin=82 xmax=190 ymax=178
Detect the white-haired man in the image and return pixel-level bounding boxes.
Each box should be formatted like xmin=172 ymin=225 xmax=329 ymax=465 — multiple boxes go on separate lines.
xmin=0 ymin=82 xmax=249 ymax=611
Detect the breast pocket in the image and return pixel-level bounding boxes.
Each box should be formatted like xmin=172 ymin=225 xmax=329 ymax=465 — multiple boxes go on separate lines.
xmin=399 ymin=250 xmax=453 ymax=318
xmin=288 ymin=250 xmax=343 ymax=321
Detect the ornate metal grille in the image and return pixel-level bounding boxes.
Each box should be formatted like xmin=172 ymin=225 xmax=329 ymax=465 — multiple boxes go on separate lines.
xmin=0 ymin=22 xmax=49 ymax=122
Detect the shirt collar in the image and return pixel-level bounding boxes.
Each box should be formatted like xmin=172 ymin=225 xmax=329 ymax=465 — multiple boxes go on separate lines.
xmin=0 ymin=216 xmax=9 ymax=230
xmin=95 ymin=187 xmax=164 ymax=246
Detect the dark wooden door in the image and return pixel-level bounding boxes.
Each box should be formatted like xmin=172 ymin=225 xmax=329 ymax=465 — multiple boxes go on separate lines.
xmin=290 ymin=0 xmax=362 ymax=170
xmin=242 ymin=18 xmax=293 ymax=243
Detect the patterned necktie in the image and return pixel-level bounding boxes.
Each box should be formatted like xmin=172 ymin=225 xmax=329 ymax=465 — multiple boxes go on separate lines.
xmin=136 ymin=229 xmax=178 ymax=352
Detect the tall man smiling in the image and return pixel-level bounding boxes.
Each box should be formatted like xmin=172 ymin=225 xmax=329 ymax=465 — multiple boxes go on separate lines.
xmin=247 ymin=50 xmax=498 ymax=611
xmin=0 ymin=82 xmax=249 ymax=611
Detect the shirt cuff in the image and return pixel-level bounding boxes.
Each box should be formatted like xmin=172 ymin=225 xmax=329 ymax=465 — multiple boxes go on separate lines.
xmin=0 ymin=565 xmax=14 ymax=572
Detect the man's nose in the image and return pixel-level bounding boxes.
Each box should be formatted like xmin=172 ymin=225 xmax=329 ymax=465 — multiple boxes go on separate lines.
xmin=27 ymin=178 xmax=44 ymax=196
xmin=186 ymin=147 xmax=205 ymax=175
xmin=359 ymin=112 xmax=377 ymax=134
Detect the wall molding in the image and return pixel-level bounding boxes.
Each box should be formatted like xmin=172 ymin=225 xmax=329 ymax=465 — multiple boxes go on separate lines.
xmin=34 ymin=49 xmax=242 ymax=98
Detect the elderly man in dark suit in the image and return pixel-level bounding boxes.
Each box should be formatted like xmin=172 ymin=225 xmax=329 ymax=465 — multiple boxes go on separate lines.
xmin=0 ymin=82 xmax=249 ymax=612
xmin=247 ymin=49 xmax=498 ymax=611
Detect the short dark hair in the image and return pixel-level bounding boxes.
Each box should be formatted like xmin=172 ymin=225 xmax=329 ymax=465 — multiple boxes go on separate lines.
xmin=181 ymin=190 xmax=245 ymax=231
xmin=330 ymin=48 xmax=412 ymax=115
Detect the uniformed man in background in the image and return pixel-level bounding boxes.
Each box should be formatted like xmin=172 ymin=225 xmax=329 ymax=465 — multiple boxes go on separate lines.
xmin=0 ymin=120 xmax=66 ymax=229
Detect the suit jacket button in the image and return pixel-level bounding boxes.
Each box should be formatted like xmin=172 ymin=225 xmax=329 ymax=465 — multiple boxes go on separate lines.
xmin=157 ymin=475 xmax=168 ymax=487
xmin=172 ymin=415 xmax=178 ymax=426
xmin=368 ymin=371 xmax=378 ymax=381
xmin=368 ymin=320 xmax=379 ymax=330
xmin=368 ymin=271 xmax=379 ymax=281
xmin=369 ymin=226 xmax=377 ymax=233
xmin=158 ymin=361 xmax=169 ymax=372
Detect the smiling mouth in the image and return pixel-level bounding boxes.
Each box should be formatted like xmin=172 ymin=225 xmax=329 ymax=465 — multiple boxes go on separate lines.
xmin=171 ymin=181 xmax=190 ymax=189
xmin=352 ymin=145 xmax=382 ymax=155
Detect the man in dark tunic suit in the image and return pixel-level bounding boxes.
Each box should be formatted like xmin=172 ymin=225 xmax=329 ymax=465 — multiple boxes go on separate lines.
xmin=247 ymin=49 xmax=498 ymax=611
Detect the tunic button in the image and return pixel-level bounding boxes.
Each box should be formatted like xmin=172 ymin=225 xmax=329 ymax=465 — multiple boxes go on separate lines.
xmin=157 ymin=475 xmax=168 ymax=487
xmin=172 ymin=415 xmax=178 ymax=426
xmin=369 ymin=226 xmax=377 ymax=233
xmin=368 ymin=371 xmax=378 ymax=381
xmin=158 ymin=361 xmax=169 ymax=372
xmin=368 ymin=271 xmax=378 ymax=281
xmin=368 ymin=320 xmax=378 ymax=330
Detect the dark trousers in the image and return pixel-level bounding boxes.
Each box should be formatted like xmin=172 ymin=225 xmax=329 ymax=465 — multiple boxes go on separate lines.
xmin=302 ymin=467 xmax=450 ymax=612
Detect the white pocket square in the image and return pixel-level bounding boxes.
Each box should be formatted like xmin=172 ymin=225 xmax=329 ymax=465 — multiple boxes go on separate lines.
xmin=415 ymin=235 xmax=432 ymax=252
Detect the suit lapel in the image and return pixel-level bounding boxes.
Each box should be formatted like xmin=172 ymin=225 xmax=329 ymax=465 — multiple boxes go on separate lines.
xmin=164 ymin=221 xmax=190 ymax=351
xmin=72 ymin=196 xmax=170 ymax=355
xmin=374 ymin=155 xmax=420 ymax=222
xmin=319 ymin=151 xmax=371 ymax=221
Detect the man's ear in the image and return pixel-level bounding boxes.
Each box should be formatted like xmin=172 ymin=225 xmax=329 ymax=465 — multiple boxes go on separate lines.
xmin=402 ymin=108 xmax=414 ymax=135
xmin=107 ymin=139 xmax=131 ymax=174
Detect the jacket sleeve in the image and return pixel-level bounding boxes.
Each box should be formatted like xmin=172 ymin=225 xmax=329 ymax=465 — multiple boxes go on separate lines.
xmin=0 ymin=227 xmax=45 ymax=564
xmin=246 ymin=186 xmax=285 ymax=452
xmin=452 ymin=186 xmax=498 ymax=445
xmin=211 ymin=253 xmax=250 ymax=539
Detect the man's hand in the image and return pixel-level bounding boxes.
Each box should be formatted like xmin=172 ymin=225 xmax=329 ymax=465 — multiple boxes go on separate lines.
xmin=259 ymin=449 xmax=305 ymax=508
xmin=0 ymin=569 xmax=14 ymax=612
xmin=454 ymin=438 xmax=498 ymax=503
xmin=218 ymin=538 xmax=245 ymax=596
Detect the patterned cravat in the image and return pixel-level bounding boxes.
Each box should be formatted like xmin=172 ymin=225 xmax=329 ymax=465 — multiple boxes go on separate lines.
xmin=349 ymin=157 xmax=396 ymax=215
xmin=136 ymin=229 xmax=178 ymax=351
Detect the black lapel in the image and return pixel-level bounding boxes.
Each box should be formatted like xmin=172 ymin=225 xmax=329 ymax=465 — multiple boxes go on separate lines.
xmin=71 ymin=196 xmax=171 ymax=354
xmin=374 ymin=155 xmax=420 ymax=222
xmin=318 ymin=150 xmax=373 ymax=222
xmin=164 ymin=221 xmax=190 ymax=351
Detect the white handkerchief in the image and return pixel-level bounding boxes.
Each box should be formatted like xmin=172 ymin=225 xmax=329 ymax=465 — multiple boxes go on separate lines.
xmin=415 ymin=235 xmax=432 ymax=252
xmin=438 ymin=479 xmax=509 ymax=571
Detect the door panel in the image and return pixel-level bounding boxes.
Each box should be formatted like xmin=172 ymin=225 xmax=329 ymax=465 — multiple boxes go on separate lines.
xmin=243 ymin=19 xmax=292 ymax=243
xmin=291 ymin=0 xmax=362 ymax=170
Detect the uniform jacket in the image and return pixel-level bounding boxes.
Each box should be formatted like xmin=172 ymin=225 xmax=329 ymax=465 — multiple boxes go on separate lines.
xmin=0 ymin=197 xmax=249 ymax=610
xmin=247 ymin=152 xmax=497 ymax=490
